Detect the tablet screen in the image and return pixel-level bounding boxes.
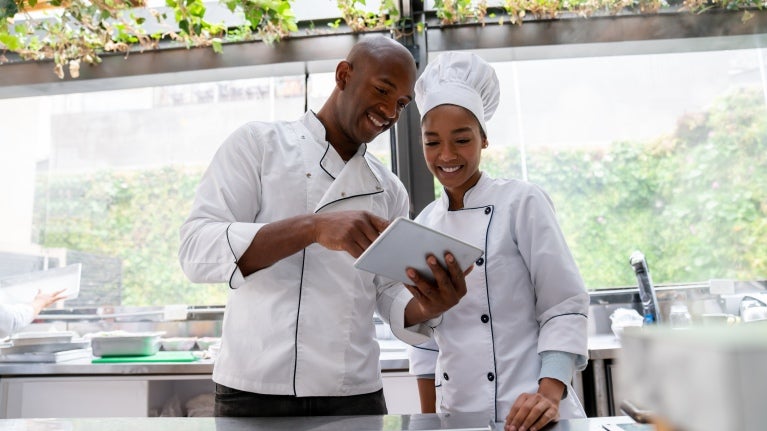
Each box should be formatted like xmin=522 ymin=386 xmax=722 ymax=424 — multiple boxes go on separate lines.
xmin=354 ymin=217 xmax=483 ymax=285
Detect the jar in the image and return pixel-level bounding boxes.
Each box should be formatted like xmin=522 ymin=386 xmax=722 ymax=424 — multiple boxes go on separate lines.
xmin=669 ymin=303 xmax=692 ymax=328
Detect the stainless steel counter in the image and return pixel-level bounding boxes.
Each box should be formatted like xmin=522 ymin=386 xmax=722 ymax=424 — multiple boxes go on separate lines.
xmin=0 ymin=338 xmax=616 ymax=378
xmin=588 ymin=335 xmax=621 ymax=360
xmin=0 ymin=350 xmax=410 ymax=376
xmin=0 ymin=414 xmax=637 ymax=430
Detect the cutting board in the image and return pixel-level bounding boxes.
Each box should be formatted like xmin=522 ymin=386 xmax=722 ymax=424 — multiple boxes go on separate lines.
xmin=92 ymin=351 xmax=198 ymax=363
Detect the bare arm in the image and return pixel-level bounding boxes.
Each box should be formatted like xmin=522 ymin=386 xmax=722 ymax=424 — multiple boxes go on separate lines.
xmin=237 ymin=210 xmax=389 ymax=276
xmin=416 ymin=377 xmax=437 ymax=413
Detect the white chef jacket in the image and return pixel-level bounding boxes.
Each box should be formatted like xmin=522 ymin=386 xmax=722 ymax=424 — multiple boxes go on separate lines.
xmin=179 ymin=111 xmax=425 ymax=397
xmin=0 ymin=303 xmax=35 ymax=338
xmin=408 ymin=173 xmax=589 ymax=421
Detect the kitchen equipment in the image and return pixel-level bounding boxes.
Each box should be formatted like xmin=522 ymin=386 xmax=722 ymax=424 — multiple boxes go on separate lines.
xmin=160 ymin=337 xmax=197 ymax=351
xmin=91 ymin=351 xmax=199 ymax=363
xmin=8 ymin=331 xmax=76 ymax=346
xmin=629 ymin=251 xmax=661 ymax=324
xmin=740 ymin=294 xmax=767 ymax=323
xmin=195 ymin=337 xmax=220 ymax=350
xmin=0 ymin=348 xmax=92 ymax=363
xmin=0 ymin=339 xmax=89 ymax=355
xmin=610 ymin=308 xmax=644 ymax=340
xmin=668 ymin=303 xmax=692 ymax=328
xmin=89 ymin=331 xmax=164 ymax=357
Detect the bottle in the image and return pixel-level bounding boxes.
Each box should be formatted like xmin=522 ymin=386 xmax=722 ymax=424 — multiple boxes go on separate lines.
xmin=629 ymin=251 xmax=661 ymax=325
xmin=669 ymin=303 xmax=692 ymax=328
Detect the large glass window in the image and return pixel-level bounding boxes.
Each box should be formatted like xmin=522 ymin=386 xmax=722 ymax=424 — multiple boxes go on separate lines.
xmin=1 ymin=76 xmax=301 ymax=306
xmin=1 ymin=33 xmax=765 ymax=309
xmin=477 ymin=47 xmax=767 ymax=289
xmin=0 ymin=70 xmax=395 ymax=307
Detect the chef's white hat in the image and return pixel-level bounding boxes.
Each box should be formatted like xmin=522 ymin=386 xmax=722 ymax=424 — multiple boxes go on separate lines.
xmin=414 ymin=51 xmax=500 ymax=134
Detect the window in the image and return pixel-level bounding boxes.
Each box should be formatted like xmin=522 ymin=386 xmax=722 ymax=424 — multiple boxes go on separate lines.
xmin=1 ymin=76 xmax=305 ymax=306
xmin=476 ymin=47 xmax=767 ymax=289
xmin=0 ymin=70 xmax=396 ymax=307
xmin=1 ymin=25 xmax=765 ymax=309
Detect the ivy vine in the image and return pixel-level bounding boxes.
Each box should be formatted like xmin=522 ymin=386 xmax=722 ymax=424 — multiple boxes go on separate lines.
xmin=0 ymin=0 xmax=764 ymax=79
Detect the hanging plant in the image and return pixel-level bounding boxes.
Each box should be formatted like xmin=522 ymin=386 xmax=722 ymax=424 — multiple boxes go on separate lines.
xmin=330 ymin=0 xmax=400 ymax=32
xmin=222 ymin=0 xmax=296 ymax=44
xmin=1 ymin=0 xmax=155 ymax=78
xmin=434 ymin=0 xmax=488 ymax=25
xmin=496 ymin=0 xmax=764 ymax=26
xmin=2 ymin=0 xmax=765 ymax=80
xmin=0 ymin=0 xmax=296 ymax=78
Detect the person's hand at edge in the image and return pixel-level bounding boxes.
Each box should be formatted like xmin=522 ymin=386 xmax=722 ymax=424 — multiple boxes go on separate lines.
xmin=31 ymin=289 xmax=68 ymax=316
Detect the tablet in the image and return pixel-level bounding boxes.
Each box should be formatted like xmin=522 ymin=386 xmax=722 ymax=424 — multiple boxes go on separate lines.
xmin=354 ymin=217 xmax=484 ymax=285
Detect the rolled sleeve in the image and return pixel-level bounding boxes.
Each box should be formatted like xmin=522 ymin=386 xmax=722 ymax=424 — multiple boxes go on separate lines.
xmin=386 ymin=288 xmax=441 ymax=346
xmin=226 ymin=222 xmax=266 ymax=288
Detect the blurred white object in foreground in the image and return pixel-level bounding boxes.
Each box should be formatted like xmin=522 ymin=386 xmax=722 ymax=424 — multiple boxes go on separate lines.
xmin=618 ymin=324 xmax=767 ymax=431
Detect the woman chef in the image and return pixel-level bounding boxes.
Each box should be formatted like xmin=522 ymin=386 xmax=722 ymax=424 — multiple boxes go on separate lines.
xmin=406 ymin=51 xmax=590 ymax=431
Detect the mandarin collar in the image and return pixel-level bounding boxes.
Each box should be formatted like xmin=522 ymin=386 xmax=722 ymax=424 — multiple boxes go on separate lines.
xmin=438 ymin=171 xmax=488 ymax=211
xmin=302 ymin=111 xmax=368 ymax=178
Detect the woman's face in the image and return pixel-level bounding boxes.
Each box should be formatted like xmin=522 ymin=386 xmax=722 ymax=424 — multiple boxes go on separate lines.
xmin=421 ymin=104 xmax=486 ymax=207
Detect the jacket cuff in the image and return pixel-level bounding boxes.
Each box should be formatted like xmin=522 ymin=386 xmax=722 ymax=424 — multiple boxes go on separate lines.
xmin=226 ymin=222 xmax=265 ymax=289
xmin=388 ymin=288 xmax=438 ymax=346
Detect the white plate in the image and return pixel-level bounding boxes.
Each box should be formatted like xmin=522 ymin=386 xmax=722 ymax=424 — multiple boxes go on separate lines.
xmin=10 ymin=331 xmax=76 ymax=346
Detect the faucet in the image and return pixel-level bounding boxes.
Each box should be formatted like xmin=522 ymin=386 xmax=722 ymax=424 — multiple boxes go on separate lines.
xmin=629 ymin=251 xmax=662 ymax=325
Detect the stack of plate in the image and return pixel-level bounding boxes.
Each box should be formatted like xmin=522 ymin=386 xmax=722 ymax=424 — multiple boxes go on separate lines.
xmin=0 ymin=331 xmax=92 ymax=363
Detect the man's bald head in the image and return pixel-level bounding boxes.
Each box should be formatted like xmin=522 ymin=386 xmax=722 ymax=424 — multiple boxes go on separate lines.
xmin=346 ymin=36 xmax=416 ymax=71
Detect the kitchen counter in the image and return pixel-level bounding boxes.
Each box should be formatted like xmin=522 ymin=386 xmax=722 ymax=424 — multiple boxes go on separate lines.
xmin=0 ymin=336 xmax=620 ymax=377
xmin=586 ymin=335 xmax=623 ymax=417
xmin=588 ymin=335 xmax=622 ymax=360
xmin=0 ymin=343 xmax=410 ymax=376
xmin=0 ymin=414 xmax=637 ymax=430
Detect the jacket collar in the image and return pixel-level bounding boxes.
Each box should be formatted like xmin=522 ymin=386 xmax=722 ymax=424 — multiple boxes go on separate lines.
xmin=303 ymin=111 xmax=369 ymax=180
xmin=302 ymin=112 xmax=383 ymax=213
xmin=438 ymin=171 xmax=488 ymax=211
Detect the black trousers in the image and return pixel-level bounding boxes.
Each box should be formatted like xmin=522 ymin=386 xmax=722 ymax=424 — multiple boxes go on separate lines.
xmin=214 ymin=384 xmax=388 ymax=417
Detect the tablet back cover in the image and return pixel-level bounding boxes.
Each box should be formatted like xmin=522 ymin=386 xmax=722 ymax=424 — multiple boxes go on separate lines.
xmin=354 ymin=217 xmax=483 ymax=285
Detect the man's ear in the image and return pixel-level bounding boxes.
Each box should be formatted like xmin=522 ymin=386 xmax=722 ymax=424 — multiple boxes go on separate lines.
xmin=336 ymin=60 xmax=352 ymax=90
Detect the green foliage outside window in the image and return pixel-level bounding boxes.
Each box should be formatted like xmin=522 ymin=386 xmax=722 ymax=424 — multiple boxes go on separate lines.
xmin=482 ymin=87 xmax=767 ymax=288
xmin=34 ymin=87 xmax=766 ymax=305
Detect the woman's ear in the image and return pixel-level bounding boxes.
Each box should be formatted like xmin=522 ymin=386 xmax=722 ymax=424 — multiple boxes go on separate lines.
xmin=336 ymin=61 xmax=352 ymax=90
xmin=482 ymin=138 xmax=488 ymax=149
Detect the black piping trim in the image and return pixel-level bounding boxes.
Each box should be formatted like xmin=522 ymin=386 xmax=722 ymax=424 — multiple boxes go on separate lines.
xmin=314 ymin=190 xmax=384 ymax=213
xmin=445 ymin=204 xmax=497 ymax=420
xmin=292 ymin=248 xmax=307 ymax=396
xmin=319 ymin=143 xmax=335 ymax=180
xmin=225 ymin=223 xmax=239 ymax=290
xmin=411 ymin=344 xmax=439 ymax=353
xmin=482 ymin=206 xmax=498 ymax=422
xmin=541 ymin=312 xmax=588 ymax=328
